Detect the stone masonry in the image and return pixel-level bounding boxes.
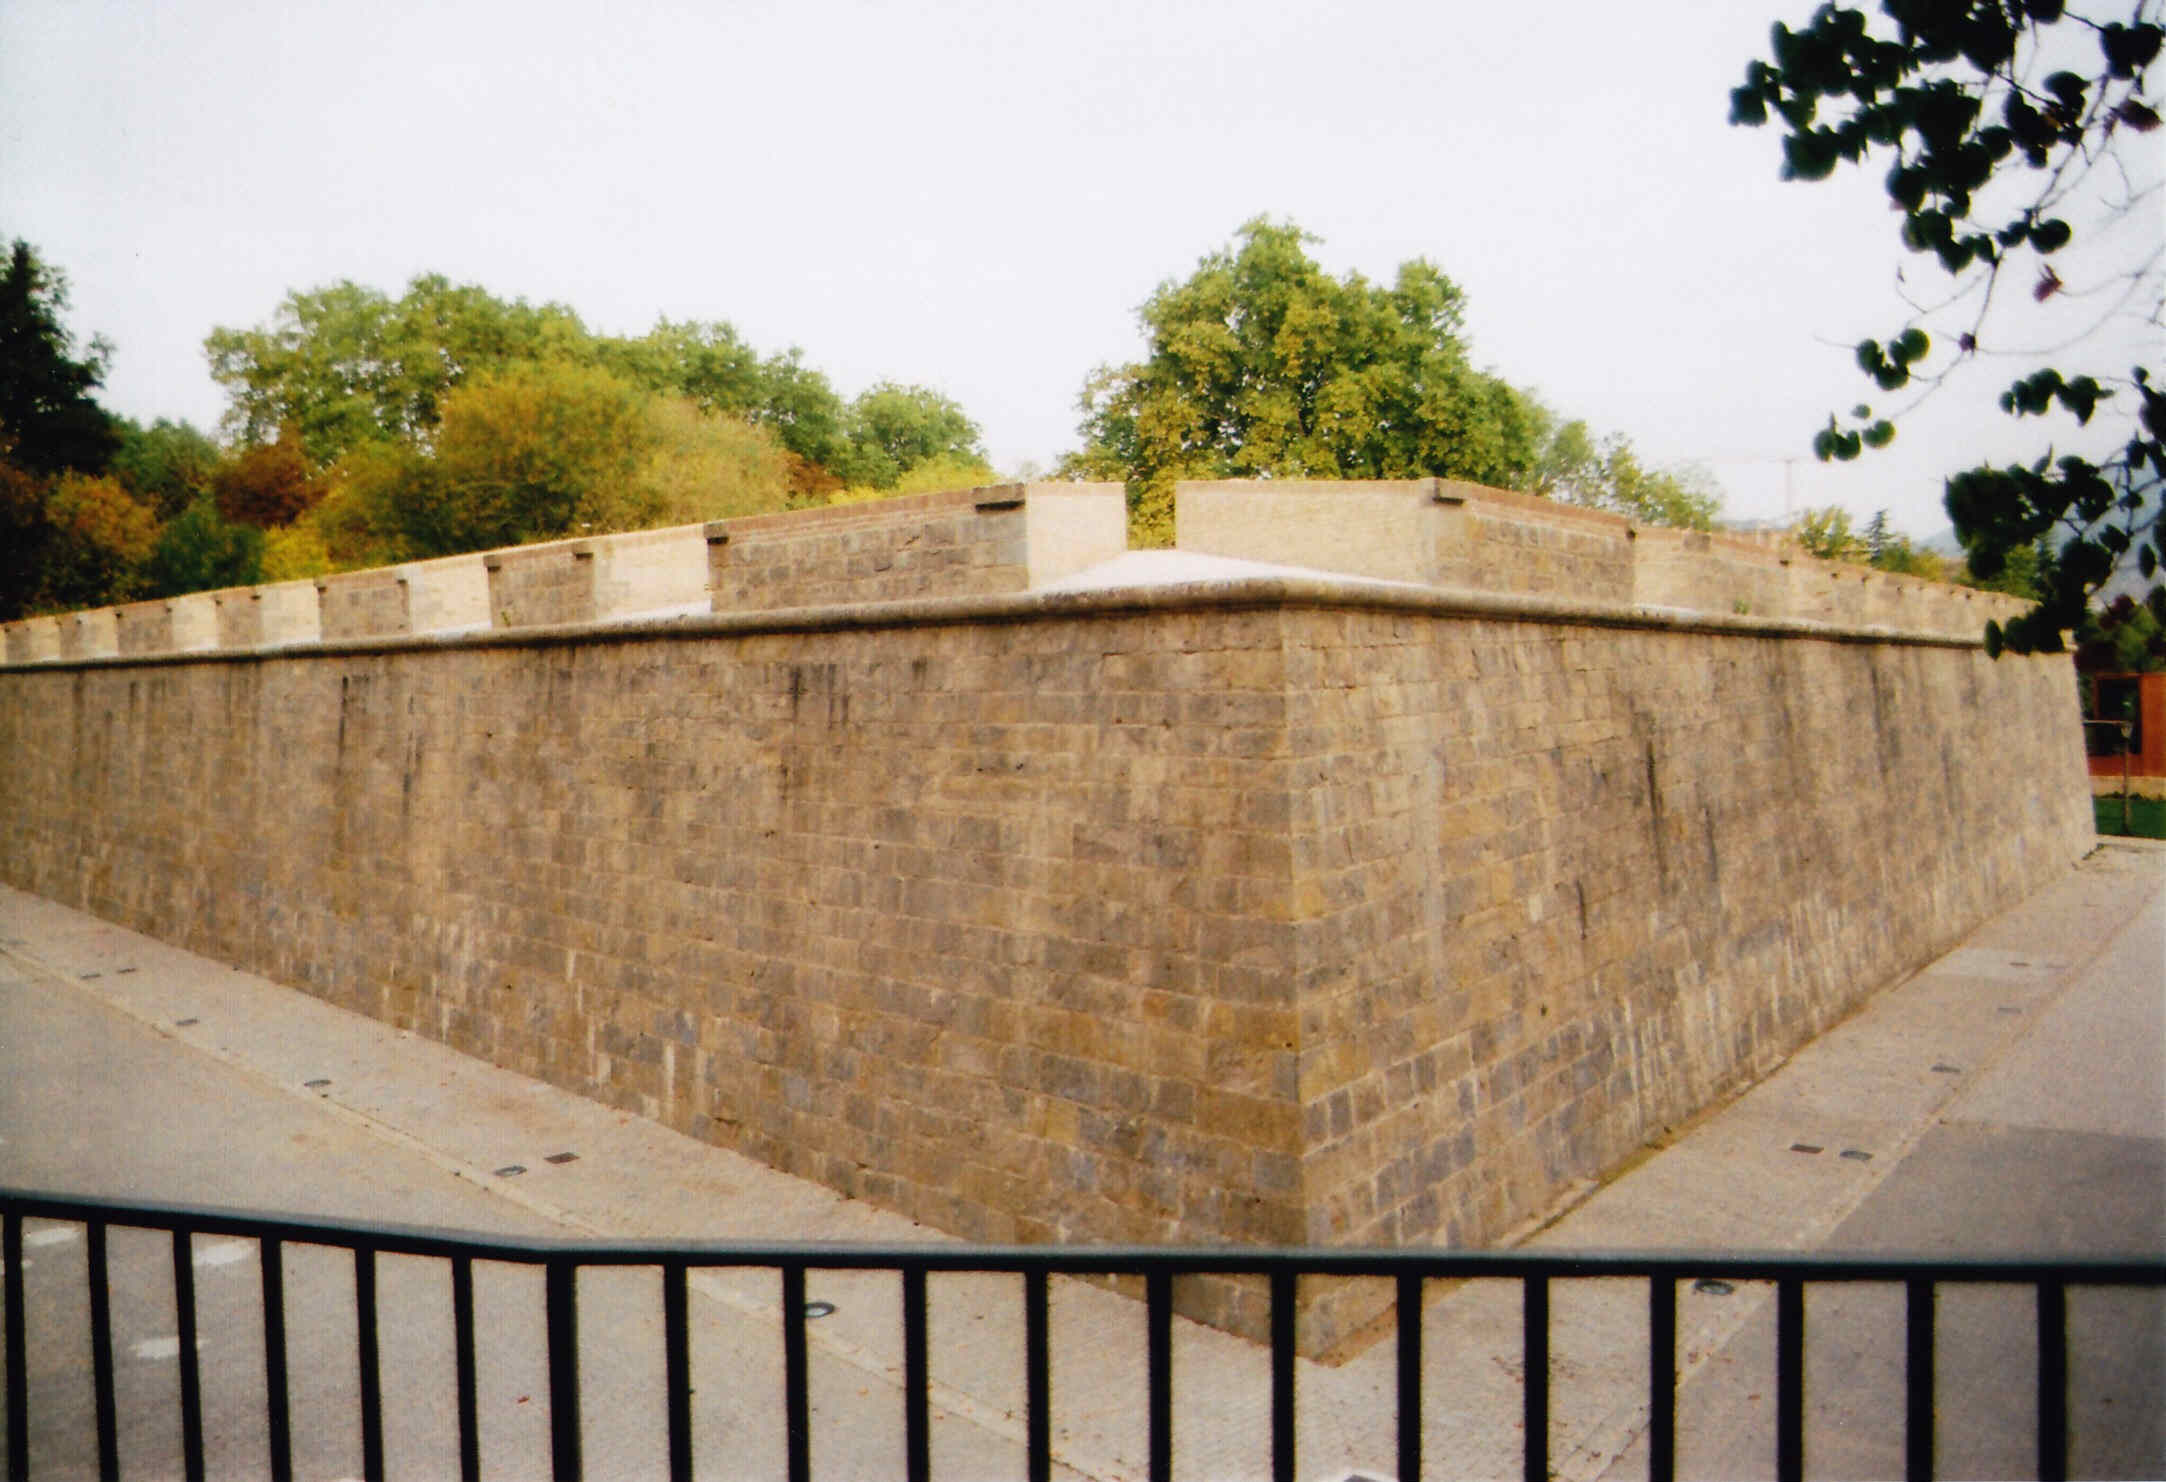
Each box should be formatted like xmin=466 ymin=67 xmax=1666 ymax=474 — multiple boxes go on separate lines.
xmin=0 ymin=480 xmax=2091 ymax=1351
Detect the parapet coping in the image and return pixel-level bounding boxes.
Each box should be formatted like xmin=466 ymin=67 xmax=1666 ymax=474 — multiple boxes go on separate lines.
xmin=0 ymin=569 xmax=1996 ymax=672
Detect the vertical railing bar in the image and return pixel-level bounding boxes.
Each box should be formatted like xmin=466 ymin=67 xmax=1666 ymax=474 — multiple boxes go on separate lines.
xmin=261 ymin=1236 xmax=292 ymax=1482
xmin=663 ymin=1260 xmax=692 ymax=1482
xmin=1775 ymin=1276 xmax=1805 ymax=1482
xmin=88 ymin=1222 xmax=119 ymax=1482
xmin=1147 ymin=1269 xmax=1173 ymax=1482
xmin=1024 ymin=1270 xmax=1051 ymax=1482
xmin=354 ymin=1246 xmax=383 ymax=1482
xmin=903 ymin=1267 xmax=930 ymax=1482
xmin=4 ymin=1212 xmax=27 ymax=1482
xmin=1648 ymin=1276 xmax=1676 ymax=1482
xmin=174 ymin=1228 xmax=206 ymax=1482
xmin=1904 ymin=1278 xmax=1934 ymax=1482
xmin=452 ymin=1254 xmax=480 ymax=1482
xmin=546 ymin=1259 xmax=582 ymax=1482
xmin=1270 ymin=1268 xmax=1296 ymax=1482
xmin=1396 ymin=1271 xmax=1423 ymax=1482
xmin=782 ymin=1265 xmax=811 ymax=1482
xmin=2036 ymin=1279 xmax=2067 ymax=1482
xmin=1522 ymin=1275 xmax=1549 ymax=1482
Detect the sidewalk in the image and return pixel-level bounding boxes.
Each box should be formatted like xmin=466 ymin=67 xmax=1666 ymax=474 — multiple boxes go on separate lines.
xmin=2 ymin=841 xmax=2160 ymax=1480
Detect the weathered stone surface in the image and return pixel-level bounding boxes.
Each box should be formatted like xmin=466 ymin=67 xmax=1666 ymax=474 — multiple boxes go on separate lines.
xmin=487 ymin=543 xmax=600 ymax=629
xmin=0 ymin=478 xmax=2090 ymax=1353
xmin=0 ymin=576 xmax=2089 ymax=1351
xmin=707 ymin=483 xmax=1126 ymax=611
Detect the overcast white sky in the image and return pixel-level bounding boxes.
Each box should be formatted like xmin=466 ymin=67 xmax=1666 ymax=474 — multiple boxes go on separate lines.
xmin=3 ymin=0 xmax=2159 ymax=539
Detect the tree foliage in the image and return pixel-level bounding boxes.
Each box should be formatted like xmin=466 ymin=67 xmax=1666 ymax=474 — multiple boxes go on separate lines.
xmin=1794 ymin=502 xmax=1954 ymax=575
xmin=28 ymin=473 xmax=159 ymax=612
xmin=1067 ymin=220 xmax=1712 ymax=542
xmin=1732 ymin=0 xmax=2164 ymax=655
xmin=204 ymin=275 xmax=988 ymax=501
xmin=310 ymin=364 xmax=804 ymax=563
xmin=111 ymin=417 xmax=220 ymax=521
xmin=837 ymin=382 xmax=986 ymax=489
xmin=212 ymin=431 xmax=325 ymax=528
xmin=140 ymin=497 xmax=263 ymax=599
xmin=1065 ymin=220 xmax=1542 ymax=538
xmin=2075 ymin=587 xmax=2166 ymax=668
xmin=204 ymin=275 xmax=591 ymax=465
xmin=1527 ymin=416 xmax=1723 ymax=529
xmin=0 ymin=239 xmax=119 ymax=478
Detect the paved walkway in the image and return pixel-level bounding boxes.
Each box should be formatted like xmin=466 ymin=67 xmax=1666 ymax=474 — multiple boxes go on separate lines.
xmin=1 ymin=841 xmax=2160 ymax=1480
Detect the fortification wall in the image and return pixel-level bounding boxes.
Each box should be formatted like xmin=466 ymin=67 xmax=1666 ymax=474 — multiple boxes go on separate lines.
xmin=707 ymin=483 xmax=1127 ymax=611
xmin=1175 ymin=477 xmax=2030 ymax=637
xmin=0 ymin=573 xmax=2091 ymax=1351
xmin=0 ymin=478 xmax=2092 ymax=1350
xmin=2 ymin=485 xmax=1129 ymax=662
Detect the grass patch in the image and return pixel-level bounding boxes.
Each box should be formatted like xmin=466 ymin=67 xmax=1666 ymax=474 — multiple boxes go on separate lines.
xmin=2094 ymin=793 xmax=2166 ymax=840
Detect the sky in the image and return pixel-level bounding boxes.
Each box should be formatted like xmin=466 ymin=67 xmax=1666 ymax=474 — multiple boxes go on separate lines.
xmin=2 ymin=0 xmax=2159 ymax=542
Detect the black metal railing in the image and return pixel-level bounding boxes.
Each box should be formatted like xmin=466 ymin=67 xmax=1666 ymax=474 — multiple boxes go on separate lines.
xmin=3 ymin=1185 xmax=2160 ymax=1482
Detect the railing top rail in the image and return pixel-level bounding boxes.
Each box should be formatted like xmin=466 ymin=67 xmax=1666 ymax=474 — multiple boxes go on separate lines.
xmin=5 ymin=1186 xmax=2161 ymax=1284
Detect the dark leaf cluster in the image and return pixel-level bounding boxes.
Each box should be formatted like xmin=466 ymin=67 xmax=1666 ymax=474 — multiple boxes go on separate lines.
xmin=1733 ymin=2 xmax=2163 ymax=653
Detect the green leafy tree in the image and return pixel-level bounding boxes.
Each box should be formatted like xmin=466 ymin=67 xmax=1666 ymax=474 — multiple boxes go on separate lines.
xmin=314 ymin=363 xmax=802 ymax=562
xmin=1873 ymin=529 xmax=1950 ymax=577
xmin=1068 ymin=219 xmax=1544 ymax=541
xmin=1527 ymin=414 xmax=1723 ymax=529
xmin=111 ymin=417 xmax=220 ymax=521
xmin=1959 ymin=532 xmax=2052 ymax=597
xmin=836 ymin=382 xmax=987 ymax=489
xmin=205 ymin=275 xmax=592 ymax=464
xmin=1794 ymin=504 xmax=1869 ymax=562
xmin=399 ymin=361 xmax=657 ymax=554
xmin=600 ymin=318 xmax=767 ymax=416
xmin=747 ymin=349 xmax=851 ymax=475
xmin=22 ymin=472 xmax=158 ymax=612
xmin=210 ymin=271 xmax=993 ymax=514
xmin=2075 ymin=587 xmax=2166 ymax=669
xmin=0 ymin=239 xmax=119 ymax=477
xmin=633 ymin=395 xmax=799 ymax=524
xmin=140 ymin=496 xmax=264 ymax=598
xmin=1731 ymin=0 xmax=2164 ymax=656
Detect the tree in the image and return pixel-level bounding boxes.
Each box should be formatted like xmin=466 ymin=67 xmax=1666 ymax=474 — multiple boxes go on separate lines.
xmin=1067 ymin=219 xmax=1545 ymax=541
xmin=1795 ymin=504 xmax=1870 ymax=561
xmin=140 ymin=497 xmax=264 ymax=598
xmin=1731 ymin=0 xmax=2164 ymax=656
xmin=1959 ymin=531 xmax=2053 ymax=596
xmin=312 ymin=363 xmax=803 ymax=562
xmin=837 ymin=382 xmax=987 ymax=489
xmin=25 ymin=473 xmax=158 ymax=613
xmin=205 ymin=275 xmax=592 ymax=465
xmin=600 ymin=318 xmax=766 ymax=416
xmin=111 ymin=417 xmax=220 ymax=521
xmin=2075 ymin=588 xmax=2166 ymax=668
xmin=0 ymin=238 xmax=119 ymax=477
xmin=1527 ymin=414 xmax=1723 ymax=529
xmin=212 ymin=431 xmax=326 ymax=528
xmin=633 ymin=395 xmax=798 ymax=524
xmin=396 ymin=361 xmax=657 ymax=554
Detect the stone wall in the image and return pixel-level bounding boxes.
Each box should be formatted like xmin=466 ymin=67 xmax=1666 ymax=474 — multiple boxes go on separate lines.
xmin=0 ymin=570 xmax=2091 ymax=1352
xmin=1176 ymin=478 xmax=2030 ymax=637
xmin=487 ymin=543 xmax=601 ymax=629
xmin=2 ymin=477 xmax=2027 ymax=665
xmin=707 ymin=483 xmax=1127 ymax=610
